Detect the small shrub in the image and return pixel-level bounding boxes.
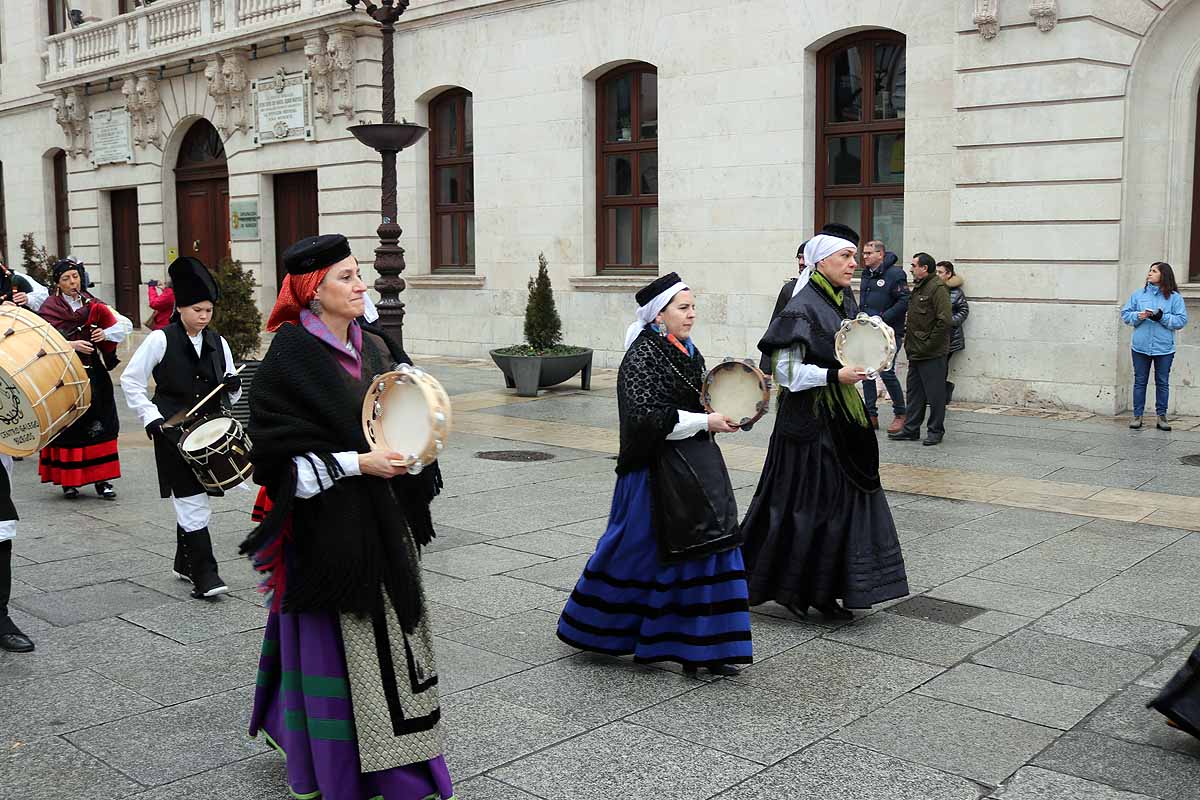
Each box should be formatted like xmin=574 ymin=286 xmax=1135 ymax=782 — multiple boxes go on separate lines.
xmin=523 ymin=252 xmax=562 ymax=352
xmin=210 ymin=256 xmax=262 ymax=361
xmin=19 ymin=234 xmax=54 ymax=286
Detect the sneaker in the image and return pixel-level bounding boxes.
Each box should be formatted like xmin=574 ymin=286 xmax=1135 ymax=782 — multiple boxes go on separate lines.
xmin=95 ymin=482 xmax=116 ymax=500
xmin=1130 ymin=417 xmax=1143 ymax=429
xmin=1157 ymin=415 xmax=1172 ymax=432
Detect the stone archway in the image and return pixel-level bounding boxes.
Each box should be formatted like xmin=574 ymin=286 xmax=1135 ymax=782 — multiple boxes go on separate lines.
xmin=174 ymin=118 xmax=230 ymax=271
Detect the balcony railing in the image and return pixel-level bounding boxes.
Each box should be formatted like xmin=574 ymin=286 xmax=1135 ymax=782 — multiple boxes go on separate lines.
xmin=45 ymin=0 xmax=342 ymax=81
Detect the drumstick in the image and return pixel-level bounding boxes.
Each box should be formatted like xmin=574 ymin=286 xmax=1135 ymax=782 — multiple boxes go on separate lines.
xmin=169 ymin=364 xmax=246 ymax=425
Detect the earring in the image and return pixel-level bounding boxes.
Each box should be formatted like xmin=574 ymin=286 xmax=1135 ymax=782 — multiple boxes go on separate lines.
xmin=308 ymin=298 xmax=323 ymax=315
xmin=657 ymin=324 xmax=667 ymax=338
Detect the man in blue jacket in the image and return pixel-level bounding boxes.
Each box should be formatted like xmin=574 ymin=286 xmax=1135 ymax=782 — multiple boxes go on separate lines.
xmin=859 ymin=239 xmax=909 ymax=431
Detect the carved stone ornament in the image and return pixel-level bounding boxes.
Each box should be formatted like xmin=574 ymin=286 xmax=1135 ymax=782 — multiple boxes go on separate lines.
xmin=974 ymin=0 xmax=1000 ymax=39
xmin=327 ymin=27 xmax=355 ymax=119
xmin=122 ymin=76 xmax=143 ymax=146
xmin=134 ymin=72 xmax=161 ymax=147
xmin=53 ymin=87 xmax=89 ymax=157
xmin=205 ymin=54 xmax=230 ymax=135
xmin=304 ymin=30 xmax=333 ymax=123
xmin=221 ymin=49 xmax=251 ymax=134
xmin=1029 ymin=0 xmax=1057 ymax=32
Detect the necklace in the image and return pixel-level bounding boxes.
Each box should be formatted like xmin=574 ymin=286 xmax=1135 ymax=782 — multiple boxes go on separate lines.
xmin=648 ymin=338 xmax=702 ymax=399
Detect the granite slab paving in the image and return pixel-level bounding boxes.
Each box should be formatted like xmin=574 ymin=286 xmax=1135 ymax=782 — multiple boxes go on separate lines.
xmin=0 ymin=372 xmax=1198 ymax=798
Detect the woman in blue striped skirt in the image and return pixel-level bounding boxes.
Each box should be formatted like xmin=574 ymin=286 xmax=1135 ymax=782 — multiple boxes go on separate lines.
xmin=557 ymin=273 xmax=753 ymax=675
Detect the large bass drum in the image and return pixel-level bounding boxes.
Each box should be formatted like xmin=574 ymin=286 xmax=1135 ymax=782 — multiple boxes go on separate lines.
xmin=0 ymin=305 xmax=92 ymax=456
xmin=362 ymin=364 xmax=452 ymax=474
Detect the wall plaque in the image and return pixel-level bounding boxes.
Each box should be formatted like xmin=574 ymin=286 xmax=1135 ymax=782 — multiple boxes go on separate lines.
xmin=230 ymin=199 xmax=260 ymax=241
xmin=90 ymin=108 xmax=133 ymax=166
xmin=252 ymin=68 xmax=313 ymax=146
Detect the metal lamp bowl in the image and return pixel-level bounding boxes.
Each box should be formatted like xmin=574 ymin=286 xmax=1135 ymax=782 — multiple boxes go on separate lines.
xmin=348 ymin=122 xmax=428 ymax=152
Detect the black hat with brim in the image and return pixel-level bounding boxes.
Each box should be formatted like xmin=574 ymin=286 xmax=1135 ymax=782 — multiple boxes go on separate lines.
xmin=635 ymin=271 xmax=685 ymax=307
xmin=282 ymin=234 xmax=352 ymax=276
xmin=169 ymin=256 xmax=220 ymax=306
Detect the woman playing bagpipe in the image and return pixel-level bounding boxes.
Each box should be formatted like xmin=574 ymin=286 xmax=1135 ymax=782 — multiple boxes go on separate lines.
xmin=36 ymin=258 xmax=131 ymax=499
xmin=241 ymin=234 xmax=452 ymax=800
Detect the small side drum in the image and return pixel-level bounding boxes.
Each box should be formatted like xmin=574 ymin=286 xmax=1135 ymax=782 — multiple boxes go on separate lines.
xmin=701 ymin=359 xmax=771 ymax=428
xmin=178 ymin=414 xmax=253 ymax=492
xmin=0 ymin=305 xmax=92 ymax=456
xmin=834 ymin=313 xmax=897 ymax=377
xmin=362 ymin=364 xmax=452 ymax=474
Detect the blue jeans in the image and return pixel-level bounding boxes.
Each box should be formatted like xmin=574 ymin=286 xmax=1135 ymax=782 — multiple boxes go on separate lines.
xmin=1131 ymin=350 xmax=1174 ymax=417
xmin=862 ymin=337 xmax=905 ymax=416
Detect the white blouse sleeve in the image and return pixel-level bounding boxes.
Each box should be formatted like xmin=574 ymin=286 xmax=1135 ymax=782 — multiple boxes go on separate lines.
xmin=120 ymin=330 xmax=168 ymax=426
xmin=774 ymin=343 xmax=831 ymax=393
xmin=103 ymin=311 xmax=134 ymax=343
xmin=666 ymin=410 xmax=709 ymax=440
xmin=294 ymin=451 xmax=362 ymax=499
xmin=220 ymin=337 xmax=243 ymax=406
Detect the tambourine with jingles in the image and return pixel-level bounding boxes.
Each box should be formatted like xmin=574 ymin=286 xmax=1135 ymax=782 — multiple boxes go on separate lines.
xmin=834 ymin=313 xmax=897 ymax=377
xmin=701 ymin=359 xmax=771 ymax=429
xmin=362 ymin=364 xmax=452 ymax=474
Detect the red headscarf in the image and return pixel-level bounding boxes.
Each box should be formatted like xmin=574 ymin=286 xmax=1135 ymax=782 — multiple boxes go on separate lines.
xmin=266 ymin=268 xmax=330 ymax=332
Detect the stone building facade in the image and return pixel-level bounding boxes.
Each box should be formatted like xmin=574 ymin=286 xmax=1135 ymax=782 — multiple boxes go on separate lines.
xmin=0 ymin=0 xmax=1198 ymax=415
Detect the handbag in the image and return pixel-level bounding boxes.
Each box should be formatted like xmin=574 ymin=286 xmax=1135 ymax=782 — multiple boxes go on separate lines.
xmin=650 ymin=432 xmax=740 ymax=564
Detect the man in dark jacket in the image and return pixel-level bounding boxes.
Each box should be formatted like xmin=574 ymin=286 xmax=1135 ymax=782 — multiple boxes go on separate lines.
xmin=889 ymin=252 xmax=951 ymax=446
xmin=858 ymin=240 xmax=908 ymax=432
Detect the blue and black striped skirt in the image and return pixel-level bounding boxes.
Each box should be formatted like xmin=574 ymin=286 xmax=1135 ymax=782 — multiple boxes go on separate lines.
xmin=557 ymin=468 xmax=753 ymax=668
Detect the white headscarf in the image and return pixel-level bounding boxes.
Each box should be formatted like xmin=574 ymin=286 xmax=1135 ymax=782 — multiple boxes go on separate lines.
xmin=624 ymin=279 xmax=689 ymax=349
xmin=794 ymin=234 xmax=857 ymax=297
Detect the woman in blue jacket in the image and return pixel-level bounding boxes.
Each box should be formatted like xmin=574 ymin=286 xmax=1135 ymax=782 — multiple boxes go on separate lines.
xmin=1121 ymin=262 xmax=1188 ymax=430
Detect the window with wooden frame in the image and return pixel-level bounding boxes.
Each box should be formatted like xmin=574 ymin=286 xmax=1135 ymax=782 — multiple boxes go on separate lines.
xmin=816 ymin=32 xmax=905 ymax=252
xmin=47 ymin=0 xmax=67 ymax=35
xmin=118 ymin=0 xmax=135 ymax=14
xmin=429 ymin=88 xmax=474 ymax=273
xmin=1190 ymin=89 xmax=1200 ymax=282
xmin=597 ymin=63 xmax=658 ymax=273
xmin=52 ymin=150 xmax=70 ymax=257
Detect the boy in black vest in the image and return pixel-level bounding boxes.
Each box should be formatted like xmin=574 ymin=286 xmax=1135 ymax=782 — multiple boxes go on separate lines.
xmin=120 ymin=257 xmax=241 ymax=599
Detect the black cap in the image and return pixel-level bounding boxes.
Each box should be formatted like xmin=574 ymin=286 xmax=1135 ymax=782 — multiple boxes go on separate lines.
xmin=635 ymin=272 xmax=685 ymax=307
xmin=820 ymin=223 xmax=859 ymax=246
xmin=282 ymin=234 xmax=352 ymax=276
xmin=169 ymin=256 xmax=220 ymax=306
xmin=51 ymin=258 xmax=82 ymax=283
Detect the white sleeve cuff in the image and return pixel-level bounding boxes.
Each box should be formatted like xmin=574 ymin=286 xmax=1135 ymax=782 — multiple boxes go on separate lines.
xmin=334 ymin=451 xmax=361 ymax=477
xmin=666 ymin=410 xmax=709 ymax=441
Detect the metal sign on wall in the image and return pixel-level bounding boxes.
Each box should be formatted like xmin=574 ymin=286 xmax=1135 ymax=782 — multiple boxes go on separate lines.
xmin=90 ymin=108 xmax=134 ymax=166
xmin=230 ymin=199 xmax=260 ymax=241
xmin=252 ymin=69 xmax=313 ymax=146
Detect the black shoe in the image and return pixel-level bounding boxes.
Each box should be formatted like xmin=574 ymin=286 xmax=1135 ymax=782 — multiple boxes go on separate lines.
xmin=172 ymin=528 xmax=192 ymax=583
xmin=180 ymin=527 xmax=229 ymax=599
xmin=62 ymin=486 xmax=79 ymax=499
xmin=0 ymin=627 xmax=35 ymax=653
xmin=783 ymin=602 xmax=809 ymax=620
xmin=0 ymin=544 xmax=31 ymax=652
xmin=813 ymin=601 xmax=853 ymax=621
xmin=95 ymin=482 xmax=116 ymax=500
xmin=682 ymin=665 xmax=698 ymax=677
xmin=1130 ymin=416 xmax=1143 ymax=429
xmin=922 ymin=435 xmax=943 ymax=447
xmin=1157 ymin=415 xmax=1172 ymax=432
xmin=887 ymin=431 xmax=920 ymax=441
xmin=706 ymin=664 xmax=739 ymax=676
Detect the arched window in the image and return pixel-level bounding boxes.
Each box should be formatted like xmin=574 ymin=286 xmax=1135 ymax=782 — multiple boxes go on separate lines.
xmin=597 ymin=63 xmax=658 ymax=273
xmin=52 ymin=149 xmax=70 ymax=257
xmin=816 ymin=32 xmax=905 ymax=250
xmin=429 ymin=88 xmax=474 ymax=273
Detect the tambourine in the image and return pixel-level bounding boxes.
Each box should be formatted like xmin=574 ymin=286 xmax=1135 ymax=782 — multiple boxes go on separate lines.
xmin=362 ymin=365 xmax=452 ymax=474
xmin=834 ymin=313 xmax=897 ymax=377
xmin=701 ymin=359 xmax=771 ymax=428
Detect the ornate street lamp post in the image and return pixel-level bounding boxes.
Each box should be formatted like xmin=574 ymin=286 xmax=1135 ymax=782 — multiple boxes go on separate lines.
xmin=345 ymin=0 xmax=426 ymax=348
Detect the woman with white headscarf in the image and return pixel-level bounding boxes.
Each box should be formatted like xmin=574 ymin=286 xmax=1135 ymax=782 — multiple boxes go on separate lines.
xmin=739 ymin=224 xmax=909 ymax=620
xmin=557 ymin=272 xmax=753 ymax=676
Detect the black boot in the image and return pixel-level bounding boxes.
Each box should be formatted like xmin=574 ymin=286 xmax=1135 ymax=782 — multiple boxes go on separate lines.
xmin=180 ymin=527 xmax=229 ymax=600
xmin=0 ymin=540 xmax=34 ymax=653
xmin=172 ymin=528 xmax=191 ymax=583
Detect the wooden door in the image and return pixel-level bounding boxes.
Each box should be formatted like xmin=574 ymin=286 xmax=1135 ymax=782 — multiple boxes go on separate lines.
xmin=176 ymin=178 xmax=230 ymax=271
xmin=110 ymin=188 xmax=142 ymax=326
xmin=273 ymin=171 xmax=319 ymax=287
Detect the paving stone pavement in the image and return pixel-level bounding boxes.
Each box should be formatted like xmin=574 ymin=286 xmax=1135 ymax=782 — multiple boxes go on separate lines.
xmin=0 ymin=358 xmax=1198 ymax=798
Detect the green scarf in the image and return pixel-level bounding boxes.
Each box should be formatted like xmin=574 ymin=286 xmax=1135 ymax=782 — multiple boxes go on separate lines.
xmin=809 ymin=271 xmax=870 ymax=428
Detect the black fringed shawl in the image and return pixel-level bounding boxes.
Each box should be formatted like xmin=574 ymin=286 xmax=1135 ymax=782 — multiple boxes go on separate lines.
xmin=239 ymin=322 xmax=442 ymax=632
xmin=615 ymin=326 xmax=706 ymax=474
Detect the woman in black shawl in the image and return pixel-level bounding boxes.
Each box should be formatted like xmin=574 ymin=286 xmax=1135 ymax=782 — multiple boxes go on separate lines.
xmin=241 ymin=234 xmax=452 ymax=800
xmin=739 ymin=225 xmax=909 ymax=620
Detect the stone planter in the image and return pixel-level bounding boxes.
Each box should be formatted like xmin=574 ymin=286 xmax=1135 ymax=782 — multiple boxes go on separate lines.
xmin=489 ymin=348 xmax=594 ymax=397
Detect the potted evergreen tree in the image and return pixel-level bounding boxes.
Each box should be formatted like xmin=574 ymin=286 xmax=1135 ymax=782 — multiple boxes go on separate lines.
xmin=490 ymin=253 xmax=592 ymax=397
xmin=210 ymin=256 xmax=263 ymax=423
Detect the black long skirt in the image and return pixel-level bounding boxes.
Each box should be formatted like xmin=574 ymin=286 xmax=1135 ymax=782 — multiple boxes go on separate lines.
xmin=1149 ymin=642 xmax=1200 ymax=740
xmin=739 ymin=418 xmax=909 ymax=610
